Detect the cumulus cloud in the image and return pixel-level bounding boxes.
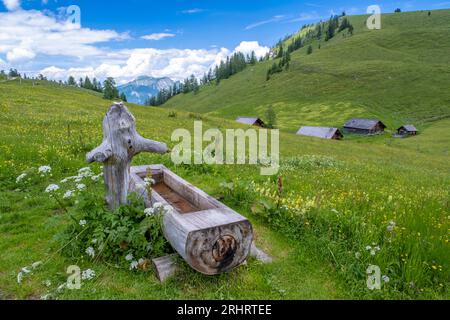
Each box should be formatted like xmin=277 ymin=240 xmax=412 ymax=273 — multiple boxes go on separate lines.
xmin=0 ymin=9 xmax=128 ymax=62
xmin=6 ymin=47 xmax=36 ymax=62
xmin=141 ymin=33 xmax=176 ymax=41
xmin=2 ymin=0 xmax=21 ymax=11
xmin=234 ymin=41 xmax=270 ymax=58
xmin=0 ymin=8 xmax=269 ymax=84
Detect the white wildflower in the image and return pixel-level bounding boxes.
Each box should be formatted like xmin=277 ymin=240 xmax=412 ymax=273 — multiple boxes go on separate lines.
xmin=387 ymin=221 xmax=396 ymax=232
xmin=129 ymin=260 xmax=139 ymax=270
xmin=44 ymin=280 xmax=52 ymax=287
xmin=76 ymin=184 xmax=86 ymax=191
xmin=144 ymin=177 xmax=155 ymax=186
xmin=153 ymin=202 xmax=164 ymax=209
xmin=125 ymin=253 xmax=134 ymax=261
xmin=81 ymin=269 xmax=96 ymax=280
xmin=40 ymin=294 xmax=51 ymax=300
xmin=374 ymin=246 xmax=381 ymax=252
xmin=382 ymin=275 xmax=390 ymax=283
xmin=85 ymin=246 xmax=95 ymax=258
xmin=38 ymin=166 xmax=52 ymax=175
xmin=144 ymin=208 xmax=154 ymax=216
xmin=355 ymin=252 xmax=361 ymax=259
xmin=78 ymin=167 xmax=93 ymax=178
xmin=63 ymin=190 xmax=75 ymax=199
xmin=45 ymin=184 xmax=59 ymax=193
xmin=31 ymin=261 xmax=43 ymax=269
xmin=91 ymin=174 xmax=102 ymax=182
xmin=370 ymin=250 xmax=376 ymax=256
xmin=92 ymin=239 xmax=98 ymax=245
xmin=138 ymin=258 xmax=145 ymax=265
xmin=79 ymin=220 xmax=87 ymax=227
xmin=16 ymin=173 xmax=27 ymax=183
xmin=365 ymin=246 xmax=372 ymax=251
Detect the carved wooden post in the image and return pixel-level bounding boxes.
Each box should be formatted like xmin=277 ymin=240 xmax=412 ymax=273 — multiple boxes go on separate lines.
xmin=87 ymin=103 xmax=168 ymax=210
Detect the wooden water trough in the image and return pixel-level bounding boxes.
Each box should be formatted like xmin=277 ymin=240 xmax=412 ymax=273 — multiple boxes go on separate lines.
xmin=129 ymin=164 xmax=254 ymax=276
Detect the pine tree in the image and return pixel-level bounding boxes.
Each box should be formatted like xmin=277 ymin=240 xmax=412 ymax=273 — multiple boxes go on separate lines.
xmin=84 ymin=76 xmax=93 ymax=90
xmin=266 ymin=105 xmax=277 ymax=129
xmin=307 ymin=45 xmax=313 ymax=55
xmin=103 ymin=77 xmax=119 ymax=100
xmin=120 ymin=92 xmax=127 ymax=102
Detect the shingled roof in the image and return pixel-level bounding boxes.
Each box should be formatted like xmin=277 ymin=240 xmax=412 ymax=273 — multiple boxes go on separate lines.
xmin=344 ymin=118 xmax=386 ymax=130
xmin=399 ymin=125 xmax=417 ymax=132
xmin=236 ymin=117 xmax=265 ymax=126
xmin=296 ymin=126 xmax=343 ymax=140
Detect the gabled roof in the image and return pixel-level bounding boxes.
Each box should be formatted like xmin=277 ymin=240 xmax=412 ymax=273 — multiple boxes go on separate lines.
xmin=236 ymin=117 xmax=264 ymax=125
xmin=399 ymin=125 xmax=417 ymax=132
xmin=296 ymin=126 xmax=342 ymax=139
xmin=344 ymin=118 xmax=386 ymax=130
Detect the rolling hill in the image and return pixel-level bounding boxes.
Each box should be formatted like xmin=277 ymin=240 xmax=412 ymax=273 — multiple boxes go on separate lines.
xmin=164 ymin=10 xmax=450 ymax=133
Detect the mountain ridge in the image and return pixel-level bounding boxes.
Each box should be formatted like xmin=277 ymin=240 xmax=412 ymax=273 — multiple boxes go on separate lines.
xmin=118 ymin=76 xmax=178 ymax=105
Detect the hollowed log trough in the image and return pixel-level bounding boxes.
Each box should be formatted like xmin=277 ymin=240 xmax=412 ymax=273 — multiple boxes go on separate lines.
xmin=130 ymin=164 xmax=254 ymax=275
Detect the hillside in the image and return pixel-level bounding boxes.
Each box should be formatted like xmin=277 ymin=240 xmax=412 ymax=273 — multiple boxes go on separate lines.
xmin=0 ymin=78 xmax=449 ymax=299
xmin=164 ymin=10 xmax=450 ymax=132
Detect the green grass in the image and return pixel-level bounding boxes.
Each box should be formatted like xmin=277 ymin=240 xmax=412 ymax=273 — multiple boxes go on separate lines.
xmin=164 ymin=10 xmax=450 ymax=133
xmin=0 ymin=10 xmax=449 ymax=300
xmin=0 ymin=78 xmax=448 ymax=300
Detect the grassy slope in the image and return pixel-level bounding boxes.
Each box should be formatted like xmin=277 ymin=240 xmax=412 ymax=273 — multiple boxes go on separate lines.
xmin=164 ymin=10 xmax=450 ymax=133
xmin=0 ymin=80 xmax=345 ymax=299
xmin=0 ymin=79 xmax=448 ymax=299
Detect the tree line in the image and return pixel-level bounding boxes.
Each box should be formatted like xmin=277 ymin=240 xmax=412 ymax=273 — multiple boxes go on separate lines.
xmin=266 ymin=13 xmax=354 ymax=80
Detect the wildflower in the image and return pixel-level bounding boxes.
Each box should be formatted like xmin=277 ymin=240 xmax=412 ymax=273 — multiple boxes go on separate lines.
xmin=92 ymin=239 xmax=98 ymax=245
xmin=355 ymin=252 xmax=361 ymax=259
xmin=45 ymin=184 xmax=59 ymax=193
xmin=125 ymin=253 xmax=134 ymax=261
xmin=370 ymin=250 xmax=376 ymax=256
xmin=365 ymin=245 xmax=372 ymax=251
xmin=144 ymin=208 xmax=154 ymax=216
xmin=38 ymin=166 xmax=52 ymax=175
xmin=153 ymin=202 xmax=163 ymax=209
xmin=144 ymin=177 xmax=155 ymax=186
xmin=63 ymin=190 xmax=74 ymax=199
xmin=40 ymin=294 xmax=51 ymax=300
xmin=85 ymin=246 xmax=95 ymax=258
xmin=130 ymin=260 xmax=139 ymax=270
xmin=16 ymin=173 xmax=27 ymax=183
xmin=76 ymin=184 xmax=86 ymax=191
xmin=44 ymin=280 xmax=52 ymax=287
xmin=387 ymin=221 xmax=396 ymax=232
xmin=31 ymin=261 xmax=42 ymax=269
xmin=81 ymin=269 xmax=96 ymax=280
xmin=78 ymin=167 xmax=93 ymax=178
xmin=79 ymin=220 xmax=87 ymax=227
xmin=382 ymin=275 xmax=390 ymax=283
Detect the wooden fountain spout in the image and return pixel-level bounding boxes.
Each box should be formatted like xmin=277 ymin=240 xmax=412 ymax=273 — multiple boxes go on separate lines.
xmin=87 ymin=102 xmax=169 ymax=210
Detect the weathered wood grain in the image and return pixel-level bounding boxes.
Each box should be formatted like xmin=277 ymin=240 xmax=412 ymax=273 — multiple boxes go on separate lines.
xmin=86 ymin=103 xmax=168 ymax=210
xmin=152 ymin=254 xmax=178 ymax=283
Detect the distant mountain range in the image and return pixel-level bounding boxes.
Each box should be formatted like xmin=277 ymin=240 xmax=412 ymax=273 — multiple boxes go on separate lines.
xmin=118 ymin=76 xmax=177 ymax=105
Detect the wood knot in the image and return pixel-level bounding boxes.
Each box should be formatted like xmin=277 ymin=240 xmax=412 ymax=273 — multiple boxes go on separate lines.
xmin=212 ymin=235 xmax=237 ymax=263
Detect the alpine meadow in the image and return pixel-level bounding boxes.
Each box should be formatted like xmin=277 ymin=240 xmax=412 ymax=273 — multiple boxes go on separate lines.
xmin=0 ymin=6 xmax=449 ymax=302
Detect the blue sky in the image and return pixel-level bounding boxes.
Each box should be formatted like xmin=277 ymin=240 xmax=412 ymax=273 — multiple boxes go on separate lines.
xmin=1 ymin=0 xmax=449 ymax=83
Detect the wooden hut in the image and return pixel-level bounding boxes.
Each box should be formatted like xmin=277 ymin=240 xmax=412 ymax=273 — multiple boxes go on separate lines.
xmin=344 ymin=118 xmax=386 ymax=134
xmin=236 ymin=117 xmax=265 ymax=127
xmin=296 ymin=126 xmax=344 ymax=140
xmin=397 ymin=125 xmax=418 ymax=136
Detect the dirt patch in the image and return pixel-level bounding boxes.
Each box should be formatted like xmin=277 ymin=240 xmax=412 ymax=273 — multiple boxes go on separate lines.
xmin=153 ymin=182 xmax=199 ymax=214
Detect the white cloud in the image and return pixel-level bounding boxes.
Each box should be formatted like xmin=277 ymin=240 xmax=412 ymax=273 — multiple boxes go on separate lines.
xmin=234 ymin=41 xmax=270 ymax=59
xmin=181 ymin=8 xmax=204 ymax=14
xmin=0 ymin=9 xmax=128 ymax=62
xmin=288 ymin=12 xmax=322 ymax=23
xmin=6 ymin=47 xmax=36 ymax=62
xmin=2 ymin=0 xmax=21 ymax=11
xmin=141 ymin=33 xmax=176 ymax=41
xmin=245 ymin=15 xmax=286 ymax=30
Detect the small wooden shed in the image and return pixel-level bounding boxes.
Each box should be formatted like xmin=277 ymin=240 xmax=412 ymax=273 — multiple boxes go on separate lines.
xmin=344 ymin=118 xmax=386 ymax=135
xmin=296 ymin=126 xmax=344 ymax=140
xmin=236 ymin=117 xmax=265 ymax=127
xmin=397 ymin=125 xmax=418 ymax=136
